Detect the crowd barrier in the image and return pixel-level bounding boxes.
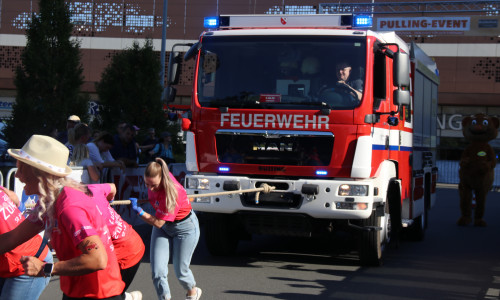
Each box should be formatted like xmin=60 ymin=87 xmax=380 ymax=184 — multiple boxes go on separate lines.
xmin=5 ymin=163 xmax=189 ymax=226
xmin=5 ymin=160 xmax=498 ymax=225
xmin=437 ymin=160 xmax=500 ymax=189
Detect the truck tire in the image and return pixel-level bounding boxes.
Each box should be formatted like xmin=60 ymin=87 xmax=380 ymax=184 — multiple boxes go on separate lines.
xmin=205 ymin=214 xmax=239 ymax=256
xmin=358 ymin=182 xmax=399 ymax=266
xmin=358 ymin=210 xmax=384 ymax=266
xmin=405 ymin=174 xmax=430 ymax=241
xmin=406 ymin=209 xmax=426 ymax=241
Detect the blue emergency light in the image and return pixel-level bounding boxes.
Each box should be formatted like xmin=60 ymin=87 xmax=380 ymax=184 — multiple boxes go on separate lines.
xmin=316 ymin=170 xmax=328 ymax=176
xmin=353 ymin=15 xmax=373 ymax=28
xmin=219 ymin=166 xmax=230 ymax=172
xmin=204 ymin=17 xmax=219 ymax=28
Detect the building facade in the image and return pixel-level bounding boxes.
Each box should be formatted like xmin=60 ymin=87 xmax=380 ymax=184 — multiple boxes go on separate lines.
xmin=1 ymin=0 xmax=500 ymax=158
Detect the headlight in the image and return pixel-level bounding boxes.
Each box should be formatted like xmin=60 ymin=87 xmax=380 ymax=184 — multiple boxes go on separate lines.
xmin=338 ymin=184 xmax=368 ymax=196
xmin=186 ymin=178 xmax=210 ymax=190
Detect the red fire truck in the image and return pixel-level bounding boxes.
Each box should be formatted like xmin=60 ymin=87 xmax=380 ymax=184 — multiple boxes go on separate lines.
xmin=168 ymin=14 xmax=439 ymax=266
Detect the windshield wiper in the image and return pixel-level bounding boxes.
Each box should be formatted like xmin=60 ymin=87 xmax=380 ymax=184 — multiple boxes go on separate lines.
xmin=263 ymin=101 xmax=330 ymax=108
xmin=207 ymin=98 xmax=261 ymax=109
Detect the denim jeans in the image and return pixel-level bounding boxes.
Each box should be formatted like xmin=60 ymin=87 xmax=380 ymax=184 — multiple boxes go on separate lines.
xmin=0 ymin=250 xmax=53 ymax=300
xmin=150 ymin=212 xmax=200 ymax=300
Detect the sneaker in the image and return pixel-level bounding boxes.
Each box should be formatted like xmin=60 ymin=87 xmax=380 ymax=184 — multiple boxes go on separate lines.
xmin=185 ymin=287 xmax=202 ymax=300
xmin=125 ymin=291 xmax=143 ymax=300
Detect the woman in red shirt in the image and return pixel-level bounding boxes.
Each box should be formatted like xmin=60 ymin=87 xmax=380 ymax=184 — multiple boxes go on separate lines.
xmin=130 ymin=158 xmax=201 ymax=300
xmin=0 ymin=188 xmax=52 ymax=300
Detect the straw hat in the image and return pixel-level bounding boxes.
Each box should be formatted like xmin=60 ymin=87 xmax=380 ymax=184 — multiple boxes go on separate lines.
xmin=67 ymin=115 xmax=80 ymax=122
xmin=8 ymin=135 xmax=72 ymax=177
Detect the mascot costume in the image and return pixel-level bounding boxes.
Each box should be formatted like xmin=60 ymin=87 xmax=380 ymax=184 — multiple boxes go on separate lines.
xmin=458 ymin=113 xmax=499 ymax=226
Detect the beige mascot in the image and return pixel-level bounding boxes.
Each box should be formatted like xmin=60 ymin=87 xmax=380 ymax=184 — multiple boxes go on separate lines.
xmin=458 ymin=113 xmax=499 ymax=226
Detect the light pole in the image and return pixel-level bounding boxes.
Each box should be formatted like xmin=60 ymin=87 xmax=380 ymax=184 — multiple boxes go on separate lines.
xmin=160 ymin=0 xmax=168 ymax=95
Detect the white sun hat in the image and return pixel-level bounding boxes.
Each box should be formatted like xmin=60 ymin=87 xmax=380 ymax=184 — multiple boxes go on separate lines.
xmin=8 ymin=135 xmax=72 ymax=177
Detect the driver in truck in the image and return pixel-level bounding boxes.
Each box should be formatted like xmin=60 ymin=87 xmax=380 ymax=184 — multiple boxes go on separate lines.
xmin=335 ymin=61 xmax=363 ymax=101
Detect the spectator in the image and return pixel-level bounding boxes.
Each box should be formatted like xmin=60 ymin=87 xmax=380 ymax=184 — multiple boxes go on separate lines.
xmin=132 ymin=125 xmax=140 ymax=137
xmin=110 ymin=123 xmax=138 ymax=168
xmin=87 ymin=132 xmax=126 ymax=171
xmin=88 ymin=183 xmax=145 ymax=294
xmin=116 ymin=121 xmax=127 ymax=135
xmin=57 ymin=115 xmax=80 ymax=144
xmin=69 ymin=123 xmax=100 ymax=183
xmin=130 ymin=158 xmax=201 ymax=300
xmin=149 ymin=132 xmax=175 ymax=165
xmin=139 ymin=128 xmax=158 ymax=162
xmin=91 ymin=129 xmax=102 ymax=142
xmin=0 ymin=135 xmax=125 ymax=299
xmin=0 ymin=188 xmax=52 ymax=300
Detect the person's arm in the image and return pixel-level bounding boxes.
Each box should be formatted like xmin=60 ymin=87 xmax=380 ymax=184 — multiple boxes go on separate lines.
xmin=118 ymin=158 xmax=138 ymax=168
xmin=130 ymin=198 xmax=165 ymax=229
xmin=139 ymin=144 xmax=155 ymax=151
xmin=107 ymin=183 xmax=117 ymax=202
xmin=87 ymin=165 xmax=100 ymax=182
xmin=149 ymin=144 xmax=160 ymax=156
xmin=21 ymin=234 xmax=108 ymax=277
xmin=137 ymin=210 xmax=166 ymax=229
xmin=337 ymin=80 xmax=362 ymax=100
xmin=0 ymin=219 xmax=43 ymax=254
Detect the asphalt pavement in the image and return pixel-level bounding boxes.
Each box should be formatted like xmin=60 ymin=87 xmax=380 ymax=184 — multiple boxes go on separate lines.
xmin=37 ymin=184 xmax=500 ymax=299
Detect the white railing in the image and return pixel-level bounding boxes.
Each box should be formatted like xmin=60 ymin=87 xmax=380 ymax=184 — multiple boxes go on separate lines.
xmin=437 ymin=160 xmax=500 ymax=189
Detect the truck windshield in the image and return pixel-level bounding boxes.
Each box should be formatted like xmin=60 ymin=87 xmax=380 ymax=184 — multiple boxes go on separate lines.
xmin=197 ymin=35 xmax=366 ymax=110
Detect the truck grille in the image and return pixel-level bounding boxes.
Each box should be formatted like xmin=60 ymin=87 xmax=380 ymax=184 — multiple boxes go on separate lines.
xmin=216 ymin=129 xmax=334 ymax=166
xmin=240 ymin=191 xmax=302 ymax=209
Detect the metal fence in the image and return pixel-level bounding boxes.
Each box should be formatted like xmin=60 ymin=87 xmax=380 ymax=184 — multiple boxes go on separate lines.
xmin=437 ymin=160 xmax=500 ymax=189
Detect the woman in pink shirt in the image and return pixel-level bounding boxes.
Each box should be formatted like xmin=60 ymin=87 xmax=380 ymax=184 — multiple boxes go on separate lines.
xmin=88 ymin=183 xmax=145 ymax=292
xmin=130 ymin=158 xmax=201 ymax=300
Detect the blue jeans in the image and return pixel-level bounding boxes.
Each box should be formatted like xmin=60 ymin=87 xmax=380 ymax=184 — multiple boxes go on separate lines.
xmin=0 ymin=250 xmax=53 ymax=300
xmin=150 ymin=212 xmax=200 ymax=300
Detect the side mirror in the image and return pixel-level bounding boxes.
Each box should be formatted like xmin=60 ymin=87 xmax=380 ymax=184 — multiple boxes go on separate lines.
xmin=167 ymin=51 xmax=182 ymax=85
xmin=393 ymin=89 xmax=410 ymax=106
xmin=184 ymin=42 xmax=201 ymax=61
xmin=393 ymin=51 xmax=410 ymax=87
xmin=163 ymin=86 xmax=177 ymax=103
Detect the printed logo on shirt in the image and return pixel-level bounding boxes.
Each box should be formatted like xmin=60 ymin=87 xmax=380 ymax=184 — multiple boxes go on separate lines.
xmin=0 ymin=199 xmax=17 ymax=222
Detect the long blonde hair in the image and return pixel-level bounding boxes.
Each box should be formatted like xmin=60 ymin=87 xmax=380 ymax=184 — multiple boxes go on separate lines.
xmin=70 ymin=144 xmax=90 ymax=166
xmin=70 ymin=123 xmax=91 ymax=166
xmin=25 ymin=162 xmax=85 ymax=237
xmin=144 ymin=158 xmax=178 ymax=214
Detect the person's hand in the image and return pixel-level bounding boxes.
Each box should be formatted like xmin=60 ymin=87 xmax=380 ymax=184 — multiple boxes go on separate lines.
xmin=130 ymin=198 xmax=144 ymax=216
xmin=20 ymin=256 xmax=44 ymax=277
xmin=117 ymin=160 xmax=126 ymax=171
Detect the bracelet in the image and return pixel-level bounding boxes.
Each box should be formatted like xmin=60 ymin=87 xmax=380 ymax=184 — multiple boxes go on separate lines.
xmin=138 ymin=209 xmax=145 ymax=216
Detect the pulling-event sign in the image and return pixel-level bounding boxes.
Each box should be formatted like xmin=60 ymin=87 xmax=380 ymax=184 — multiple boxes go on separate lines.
xmin=377 ymin=17 xmax=470 ymax=32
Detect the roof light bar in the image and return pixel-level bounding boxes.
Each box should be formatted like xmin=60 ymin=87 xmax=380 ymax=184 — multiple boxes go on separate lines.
xmin=204 ymin=17 xmax=219 ymax=29
xmin=205 ymin=14 xmax=354 ymax=29
xmin=353 ymin=15 xmax=373 ymax=28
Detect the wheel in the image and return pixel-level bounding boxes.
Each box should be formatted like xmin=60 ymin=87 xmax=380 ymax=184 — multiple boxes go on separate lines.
xmin=405 ymin=176 xmax=429 ymax=241
xmin=358 ymin=181 xmax=400 ymax=266
xmin=205 ymin=213 xmax=239 ymax=256
xmin=405 ymin=205 xmax=427 ymax=241
xmin=358 ymin=210 xmax=384 ymax=266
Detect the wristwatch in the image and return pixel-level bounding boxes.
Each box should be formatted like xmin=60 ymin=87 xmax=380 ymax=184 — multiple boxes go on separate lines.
xmin=43 ymin=262 xmax=54 ymax=277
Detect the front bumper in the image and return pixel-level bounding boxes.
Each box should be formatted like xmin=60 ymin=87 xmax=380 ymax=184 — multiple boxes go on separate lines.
xmin=186 ymin=174 xmax=382 ymax=219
